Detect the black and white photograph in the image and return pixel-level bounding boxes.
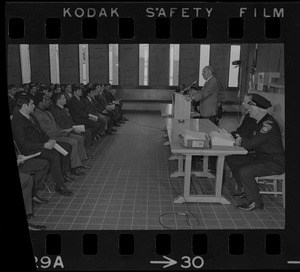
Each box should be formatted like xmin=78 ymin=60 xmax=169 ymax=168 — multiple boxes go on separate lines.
xmin=5 ymin=1 xmax=300 ymax=271
xmin=7 ymin=43 xmax=285 ymax=231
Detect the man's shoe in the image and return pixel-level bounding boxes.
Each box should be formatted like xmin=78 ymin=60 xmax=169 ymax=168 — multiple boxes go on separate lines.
xmin=233 ymin=191 xmax=246 ymax=199
xmin=55 ymin=186 xmax=73 ymax=196
xmin=86 ymin=154 xmax=93 ymax=159
xmin=63 ymin=172 xmax=76 ymax=181
xmin=28 ymin=223 xmax=47 ymax=231
xmin=80 ymin=164 xmax=92 ymax=169
xmin=106 ymin=130 xmax=115 ymax=135
xmin=71 ymin=168 xmax=85 ymax=176
xmin=110 ymin=128 xmax=117 ymax=132
xmin=32 ymin=195 xmax=49 ymax=204
xmin=237 ymin=201 xmax=264 ymax=211
xmin=113 ymin=123 xmax=121 ymax=127
xmin=121 ymin=116 xmax=129 ymax=121
xmin=118 ymin=120 xmax=125 ymax=124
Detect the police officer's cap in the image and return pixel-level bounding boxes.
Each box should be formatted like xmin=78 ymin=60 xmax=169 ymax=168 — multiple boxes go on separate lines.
xmin=248 ymin=94 xmax=272 ymax=109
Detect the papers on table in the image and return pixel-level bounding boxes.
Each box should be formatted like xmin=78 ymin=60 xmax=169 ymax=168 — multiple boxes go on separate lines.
xmin=181 ymin=129 xmax=210 ymax=148
xmin=53 ymin=143 xmax=68 ymax=156
xmin=184 ymin=129 xmax=207 ymax=141
xmin=209 ymin=130 xmax=235 ymax=147
xmin=72 ymin=125 xmax=85 ymax=132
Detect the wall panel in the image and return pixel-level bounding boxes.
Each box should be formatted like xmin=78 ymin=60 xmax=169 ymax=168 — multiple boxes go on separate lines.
xmin=29 ymin=45 xmax=50 ymax=84
xmin=59 ymin=44 xmax=79 ymax=84
xmin=7 ymin=44 xmax=22 ymax=84
xmin=179 ymin=44 xmax=200 ymax=86
xmin=119 ymin=44 xmax=139 ymax=87
xmin=149 ymin=44 xmax=169 ymax=88
xmin=209 ymin=44 xmax=231 ymax=90
xmin=256 ymin=44 xmax=285 ymax=85
xmin=89 ymin=44 xmax=109 ymax=84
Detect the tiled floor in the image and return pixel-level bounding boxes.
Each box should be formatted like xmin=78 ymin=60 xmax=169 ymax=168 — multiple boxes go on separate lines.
xmin=30 ymin=112 xmax=285 ymax=230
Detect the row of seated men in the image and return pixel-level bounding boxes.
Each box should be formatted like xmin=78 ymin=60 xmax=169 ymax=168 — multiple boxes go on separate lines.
xmin=9 ymin=82 xmax=128 ymax=231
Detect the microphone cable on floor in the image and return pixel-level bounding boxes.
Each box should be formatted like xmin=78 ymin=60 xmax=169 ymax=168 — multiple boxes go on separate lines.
xmin=127 ymin=118 xmax=164 ymax=130
xmin=158 ymin=164 xmax=202 ymax=230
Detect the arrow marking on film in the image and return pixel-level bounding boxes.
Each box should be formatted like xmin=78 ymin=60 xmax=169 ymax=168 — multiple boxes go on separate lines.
xmin=150 ymin=256 xmax=177 ymax=268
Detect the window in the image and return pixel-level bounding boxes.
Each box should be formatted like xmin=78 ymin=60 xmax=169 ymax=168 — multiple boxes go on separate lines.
xmin=169 ymin=44 xmax=180 ymax=86
xmin=199 ymin=44 xmax=210 ymax=86
xmin=79 ymin=44 xmax=89 ymax=85
xmin=19 ymin=44 xmax=31 ymax=83
xmin=109 ymin=44 xmax=119 ymax=85
xmin=228 ymin=45 xmax=241 ymax=87
xmin=49 ymin=44 xmax=60 ymax=84
xmin=139 ymin=44 xmax=149 ymax=86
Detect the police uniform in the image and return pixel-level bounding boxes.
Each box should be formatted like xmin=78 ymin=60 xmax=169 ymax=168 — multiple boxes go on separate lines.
xmin=227 ymin=94 xmax=285 ymax=210
xmin=231 ymin=112 xmax=257 ymax=140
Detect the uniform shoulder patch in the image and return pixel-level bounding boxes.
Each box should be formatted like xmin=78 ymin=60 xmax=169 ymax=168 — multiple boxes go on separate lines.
xmin=260 ymin=123 xmax=272 ymax=134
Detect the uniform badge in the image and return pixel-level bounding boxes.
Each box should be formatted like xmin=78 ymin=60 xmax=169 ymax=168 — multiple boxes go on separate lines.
xmin=263 ymin=120 xmax=273 ymax=124
xmin=260 ymin=123 xmax=272 ymax=134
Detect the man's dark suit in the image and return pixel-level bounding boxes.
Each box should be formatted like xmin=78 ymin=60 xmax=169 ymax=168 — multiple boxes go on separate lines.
xmin=12 ymin=111 xmax=72 ymax=187
xmin=18 ymin=158 xmax=49 ymax=192
xmin=19 ymin=172 xmax=34 ymax=215
xmin=103 ymin=89 xmax=124 ymax=116
xmin=8 ymin=95 xmax=16 ymax=115
xmin=95 ymin=92 xmax=120 ymax=121
xmin=81 ymin=97 xmax=113 ymax=131
xmin=68 ymin=96 xmax=102 ymax=139
xmin=51 ymin=104 xmax=92 ymax=149
xmin=92 ymin=97 xmax=116 ymax=126
xmin=103 ymin=89 xmax=114 ymax=104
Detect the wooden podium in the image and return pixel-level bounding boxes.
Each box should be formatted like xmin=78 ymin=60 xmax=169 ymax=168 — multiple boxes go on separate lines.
xmin=172 ymin=92 xmax=191 ymax=119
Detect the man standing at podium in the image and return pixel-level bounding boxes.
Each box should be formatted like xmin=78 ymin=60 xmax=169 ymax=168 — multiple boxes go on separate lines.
xmin=188 ymin=66 xmax=220 ymax=126
xmin=188 ymin=66 xmax=221 ymax=173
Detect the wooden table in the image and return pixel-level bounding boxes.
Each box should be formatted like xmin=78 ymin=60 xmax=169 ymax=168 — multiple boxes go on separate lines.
xmin=166 ymin=118 xmax=247 ymax=205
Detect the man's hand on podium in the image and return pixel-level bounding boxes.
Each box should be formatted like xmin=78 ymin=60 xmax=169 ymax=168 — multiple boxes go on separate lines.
xmin=185 ymin=95 xmax=193 ymax=102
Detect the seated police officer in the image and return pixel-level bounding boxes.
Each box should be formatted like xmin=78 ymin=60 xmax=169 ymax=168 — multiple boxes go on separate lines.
xmin=231 ymin=94 xmax=257 ymax=140
xmin=226 ymin=94 xmax=285 ymax=211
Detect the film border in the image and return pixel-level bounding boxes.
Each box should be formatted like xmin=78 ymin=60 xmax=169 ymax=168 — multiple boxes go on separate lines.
xmin=5 ymin=1 xmax=300 ymax=270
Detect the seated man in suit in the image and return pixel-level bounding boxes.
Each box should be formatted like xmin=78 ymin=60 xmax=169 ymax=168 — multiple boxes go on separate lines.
xmin=15 ymin=140 xmax=50 ymax=204
xmin=93 ymin=83 xmax=120 ymax=127
xmin=12 ymin=96 xmax=74 ymax=196
xmin=33 ymin=93 xmax=91 ymax=176
xmin=82 ymin=88 xmax=117 ymax=135
xmin=27 ymin=83 xmax=38 ymax=100
xmin=19 ymin=172 xmax=47 ymax=231
xmin=226 ymin=94 xmax=285 ymax=211
xmin=51 ymin=92 xmax=93 ymax=150
xmin=62 ymin=84 xmax=73 ymax=106
xmin=67 ymin=86 xmax=105 ymax=143
xmin=96 ymin=84 xmax=124 ymax=126
xmin=8 ymin=84 xmax=17 ymax=116
xmin=103 ymin=83 xmax=128 ymax=121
